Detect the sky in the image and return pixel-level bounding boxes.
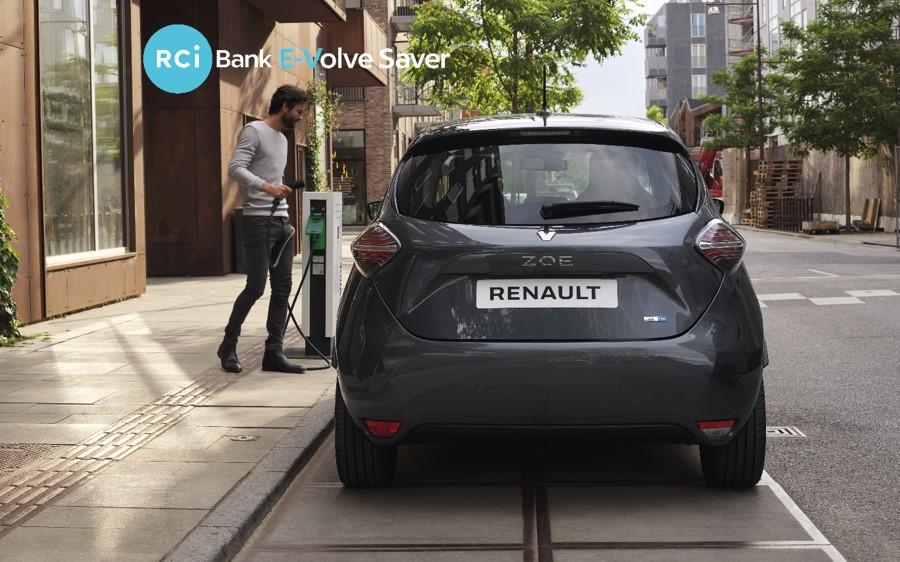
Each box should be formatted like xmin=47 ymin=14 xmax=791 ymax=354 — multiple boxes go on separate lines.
xmin=572 ymin=0 xmax=669 ymax=118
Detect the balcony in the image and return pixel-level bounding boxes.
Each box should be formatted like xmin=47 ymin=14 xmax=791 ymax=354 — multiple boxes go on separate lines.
xmin=645 ymin=28 xmax=666 ymax=48
xmin=727 ymin=4 xmax=754 ymax=24
xmin=728 ymin=37 xmax=754 ymax=56
xmin=393 ymin=81 xmax=442 ymax=117
xmin=327 ymin=9 xmax=389 ymax=87
xmin=645 ymin=56 xmax=667 ymax=78
xmin=392 ymin=0 xmax=426 ymax=32
xmin=247 ymin=0 xmax=346 ymax=23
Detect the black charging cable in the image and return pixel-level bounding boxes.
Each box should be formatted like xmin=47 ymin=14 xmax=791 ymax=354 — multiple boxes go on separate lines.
xmin=260 ymin=180 xmax=332 ymax=370
xmin=280 ymin=232 xmax=333 ymax=370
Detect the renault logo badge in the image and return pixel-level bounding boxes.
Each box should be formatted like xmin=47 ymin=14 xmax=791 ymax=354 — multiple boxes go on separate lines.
xmin=537 ymin=227 xmax=556 ymax=241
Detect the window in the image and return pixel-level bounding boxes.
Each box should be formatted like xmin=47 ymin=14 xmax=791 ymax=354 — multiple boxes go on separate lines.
xmin=692 ymin=74 xmax=707 ymax=98
xmin=691 ymin=44 xmax=706 ymax=68
xmin=39 ymin=0 xmax=125 ymax=261
xmin=332 ymin=130 xmax=366 ymax=225
xmin=657 ymin=14 xmax=666 ymax=28
xmin=648 ymin=46 xmax=666 ymax=58
xmin=691 ymin=13 xmax=705 ymax=37
xmin=396 ymin=141 xmax=699 ymax=226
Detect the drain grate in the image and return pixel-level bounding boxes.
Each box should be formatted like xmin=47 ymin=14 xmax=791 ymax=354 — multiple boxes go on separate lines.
xmin=767 ymin=426 xmax=807 ymax=438
xmin=0 ymin=444 xmax=65 ymax=484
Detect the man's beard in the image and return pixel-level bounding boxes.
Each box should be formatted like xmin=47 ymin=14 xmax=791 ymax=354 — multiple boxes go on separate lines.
xmin=281 ymin=114 xmax=299 ymax=129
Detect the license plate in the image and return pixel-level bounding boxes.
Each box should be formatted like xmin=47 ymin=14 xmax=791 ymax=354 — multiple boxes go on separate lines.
xmin=476 ymin=279 xmax=618 ymax=309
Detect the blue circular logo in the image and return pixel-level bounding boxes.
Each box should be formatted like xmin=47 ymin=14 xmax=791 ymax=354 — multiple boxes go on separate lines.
xmin=143 ymin=24 xmax=212 ymax=94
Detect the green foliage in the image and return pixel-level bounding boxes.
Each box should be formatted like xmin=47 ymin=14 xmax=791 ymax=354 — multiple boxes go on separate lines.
xmin=776 ymin=0 xmax=900 ymax=158
xmin=0 ymin=187 xmax=22 ymax=346
xmin=646 ymin=104 xmax=667 ymax=125
xmin=700 ymin=53 xmax=778 ymax=151
xmin=305 ymin=80 xmax=342 ymax=192
xmin=405 ymin=0 xmax=645 ymax=114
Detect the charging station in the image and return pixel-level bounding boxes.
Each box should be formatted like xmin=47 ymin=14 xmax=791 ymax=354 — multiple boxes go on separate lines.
xmin=289 ymin=191 xmax=343 ymax=359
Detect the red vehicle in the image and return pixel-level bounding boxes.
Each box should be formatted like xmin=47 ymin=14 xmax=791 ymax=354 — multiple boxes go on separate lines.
xmin=697 ymin=148 xmax=723 ymax=198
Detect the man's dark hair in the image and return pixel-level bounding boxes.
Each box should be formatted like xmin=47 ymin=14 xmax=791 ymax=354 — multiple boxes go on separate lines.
xmin=268 ymin=85 xmax=309 ymax=115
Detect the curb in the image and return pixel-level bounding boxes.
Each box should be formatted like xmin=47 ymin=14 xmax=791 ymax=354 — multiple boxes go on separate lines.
xmin=163 ymin=396 xmax=335 ymax=562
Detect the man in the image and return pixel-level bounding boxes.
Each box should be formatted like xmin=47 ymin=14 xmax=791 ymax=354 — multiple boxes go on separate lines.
xmin=217 ymin=85 xmax=308 ymax=374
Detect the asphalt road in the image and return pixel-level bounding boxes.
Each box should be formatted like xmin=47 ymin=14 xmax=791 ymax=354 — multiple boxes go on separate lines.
xmin=239 ymin=229 xmax=898 ymax=562
xmin=742 ymin=230 xmax=900 ymax=562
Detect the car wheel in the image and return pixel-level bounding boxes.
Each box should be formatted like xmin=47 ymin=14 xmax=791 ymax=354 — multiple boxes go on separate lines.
xmin=335 ymin=385 xmax=396 ymax=488
xmin=700 ymin=383 xmax=766 ymax=488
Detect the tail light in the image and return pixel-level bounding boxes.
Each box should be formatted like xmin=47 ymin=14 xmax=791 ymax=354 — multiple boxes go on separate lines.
xmin=351 ymin=223 xmax=400 ymax=277
xmin=696 ymin=219 xmax=745 ymax=271
xmin=697 ymin=419 xmax=736 ymax=437
xmin=364 ymin=419 xmax=402 ymax=438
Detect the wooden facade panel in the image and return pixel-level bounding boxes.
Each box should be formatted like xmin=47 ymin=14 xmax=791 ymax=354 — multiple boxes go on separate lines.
xmin=0 ymin=20 xmax=37 ymax=324
xmin=46 ymin=258 xmax=139 ymax=317
xmin=0 ymin=0 xmax=24 ymax=48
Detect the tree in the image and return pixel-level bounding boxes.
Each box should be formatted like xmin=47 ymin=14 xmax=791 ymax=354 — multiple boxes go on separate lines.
xmin=777 ymin=0 xmax=900 ymax=229
xmin=646 ymin=104 xmax=667 ymax=125
xmin=404 ymin=0 xmax=645 ymax=114
xmin=700 ymin=53 xmax=779 ymax=210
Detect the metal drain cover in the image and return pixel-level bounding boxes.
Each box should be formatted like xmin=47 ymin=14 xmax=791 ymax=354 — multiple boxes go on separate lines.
xmin=229 ymin=435 xmax=259 ymax=442
xmin=767 ymin=426 xmax=807 ymax=438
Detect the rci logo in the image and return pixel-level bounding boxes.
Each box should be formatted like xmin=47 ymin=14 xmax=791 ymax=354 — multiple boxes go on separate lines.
xmin=143 ymin=24 xmax=213 ymax=94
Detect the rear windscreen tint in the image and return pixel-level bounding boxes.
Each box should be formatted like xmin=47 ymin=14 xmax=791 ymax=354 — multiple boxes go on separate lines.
xmin=395 ymin=142 xmax=700 ymax=225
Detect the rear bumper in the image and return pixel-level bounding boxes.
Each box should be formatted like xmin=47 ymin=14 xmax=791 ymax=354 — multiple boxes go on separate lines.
xmin=336 ymin=270 xmax=766 ymax=447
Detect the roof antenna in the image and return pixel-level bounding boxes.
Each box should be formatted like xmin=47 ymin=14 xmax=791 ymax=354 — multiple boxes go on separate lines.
xmin=537 ymin=65 xmax=550 ymax=125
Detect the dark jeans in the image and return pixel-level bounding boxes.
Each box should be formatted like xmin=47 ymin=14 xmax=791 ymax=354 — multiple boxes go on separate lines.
xmin=223 ymin=216 xmax=295 ymax=352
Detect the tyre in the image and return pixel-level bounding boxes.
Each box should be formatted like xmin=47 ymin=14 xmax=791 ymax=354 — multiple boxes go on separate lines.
xmin=700 ymin=383 xmax=766 ymax=488
xmin=335 ymin=385 xmax=396 ymax=488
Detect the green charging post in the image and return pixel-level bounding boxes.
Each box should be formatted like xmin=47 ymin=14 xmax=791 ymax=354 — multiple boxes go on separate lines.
xmin=305 ymin=210 xmax=326 ymax=250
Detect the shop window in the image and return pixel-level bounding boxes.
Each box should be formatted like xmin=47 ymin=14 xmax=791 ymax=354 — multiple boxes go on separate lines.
xmin=332 ymin=130 xmax=366 ymax=225
xmin=39 ymin=0 xmax=126 ymax=262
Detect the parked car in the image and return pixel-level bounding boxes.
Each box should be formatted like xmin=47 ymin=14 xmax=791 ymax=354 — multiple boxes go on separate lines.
xmin=334 ymin=114 xmax=767 ymax=489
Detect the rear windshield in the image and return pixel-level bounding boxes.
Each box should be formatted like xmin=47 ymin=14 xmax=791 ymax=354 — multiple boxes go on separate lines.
xmin=395 ymin=141 xmax=699 ymax=225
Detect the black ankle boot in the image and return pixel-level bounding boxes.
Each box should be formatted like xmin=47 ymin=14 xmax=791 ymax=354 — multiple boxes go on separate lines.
xmin=262 ymin=350 xmax=305 ymax=373
xmin=217 ymin=342 xmax=242 ymax=373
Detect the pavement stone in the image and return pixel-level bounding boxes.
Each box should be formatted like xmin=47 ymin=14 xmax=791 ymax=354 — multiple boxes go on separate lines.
xmin=0 ymin=254 xmax=344 ymax=561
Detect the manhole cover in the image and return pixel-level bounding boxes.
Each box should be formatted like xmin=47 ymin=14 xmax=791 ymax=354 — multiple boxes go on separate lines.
xmin=0 ymin=443 xmax=65 ymax=483
xmin=229 ymin=435 xmax=259 ymax=442
xmin=767 ymin=426 xmax=807 ymax=438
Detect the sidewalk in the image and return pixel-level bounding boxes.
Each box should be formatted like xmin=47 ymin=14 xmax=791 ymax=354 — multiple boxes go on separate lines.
xmin=736 ymin=225 xmax=900 ymax=248
xmin=0 ymin=234 xmax=360 ymax=561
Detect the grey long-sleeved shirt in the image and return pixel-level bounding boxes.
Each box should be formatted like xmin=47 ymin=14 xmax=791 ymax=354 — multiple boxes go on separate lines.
xmin=228 ymin=121 xmax=289 ymax=217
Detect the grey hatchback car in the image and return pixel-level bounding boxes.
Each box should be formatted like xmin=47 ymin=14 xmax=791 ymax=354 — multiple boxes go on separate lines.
xmin=334 ymin=114 xmax=767 ymax=489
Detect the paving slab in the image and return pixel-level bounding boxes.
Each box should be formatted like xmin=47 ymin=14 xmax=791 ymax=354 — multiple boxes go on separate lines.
xmin=0 ymin=424 xmax=108 ymax=445
xmin=553 ymin=549 xmax=834 ymax=562
xmin=55 ymin=462 xmax=254 ymax=509
xmin=548 ymin=485 xmax=814 ymax=543
xmin=22 ymin=506 xmax=205 ymax=531
xmin=204 ymin=375 xmax=330 ymax=408
xmin=182 ymin=406 xmax=307 ymax=429
xmin=256 ymin=486 xmax=524 ymax=547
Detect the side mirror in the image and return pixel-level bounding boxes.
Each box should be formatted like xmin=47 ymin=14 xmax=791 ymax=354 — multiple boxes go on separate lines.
xmin=713 ymin=198 xmax=725 ymax=215
xmin=367 ymin=200 xmax=383 ymax=221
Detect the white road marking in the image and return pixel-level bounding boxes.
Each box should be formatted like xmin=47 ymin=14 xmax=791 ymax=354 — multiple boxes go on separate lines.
xmin=760 ymin=471 xmax=847 ymax=561
xmin=809 ymin=296 xmax=864 ymax=306
xmin=758 ymin=301 xmax=768 ymax=308
xmin=806 ymin=269 xmax=839 ymax=278
xmin=846 ymin=289 xmax=899 ymax=297
xmin=757 ymin=293 xmax=807 ymax=301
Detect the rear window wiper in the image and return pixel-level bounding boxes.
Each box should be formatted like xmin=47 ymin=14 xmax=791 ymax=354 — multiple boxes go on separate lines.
xmin=540 ymin=201 xmax=640 ymax=220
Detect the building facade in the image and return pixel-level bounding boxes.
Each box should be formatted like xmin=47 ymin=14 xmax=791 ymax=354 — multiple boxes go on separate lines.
xmin=1 ymin=0 xmax=387 ymax=323
xmin=645 ymin=0 xmax=727 ymax=119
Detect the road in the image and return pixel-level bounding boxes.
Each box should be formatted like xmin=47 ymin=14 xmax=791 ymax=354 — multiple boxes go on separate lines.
xmin=239 ymin=229 xmax=899 ymax=562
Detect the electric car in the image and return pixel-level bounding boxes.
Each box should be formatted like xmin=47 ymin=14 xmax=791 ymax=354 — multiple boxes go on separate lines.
xmin=334 ymin=114 xmax=767 ymax=489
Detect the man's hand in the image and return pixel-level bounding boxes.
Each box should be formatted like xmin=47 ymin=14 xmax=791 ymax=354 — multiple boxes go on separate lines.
xmin=261 ymin=182 xmax=292 ymax=200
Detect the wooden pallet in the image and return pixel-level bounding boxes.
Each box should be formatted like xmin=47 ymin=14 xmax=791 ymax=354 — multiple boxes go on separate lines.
xmin=802 ymin=220 xmax=840 ymax=234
